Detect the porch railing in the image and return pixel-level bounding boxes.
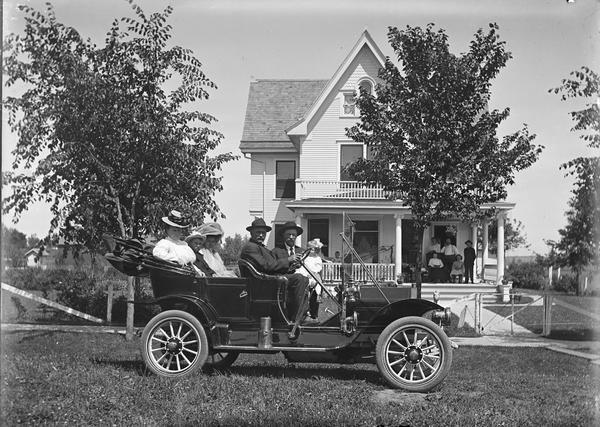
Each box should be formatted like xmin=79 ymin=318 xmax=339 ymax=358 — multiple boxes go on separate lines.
xmin=322 ymin=262 xmax=395 ymax=283
xmin=296 ymin=179 xmax=392 ymax=200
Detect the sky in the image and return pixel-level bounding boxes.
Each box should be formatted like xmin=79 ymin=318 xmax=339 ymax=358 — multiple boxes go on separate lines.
xmin=2 ymin=0 xmax=599 ymax=255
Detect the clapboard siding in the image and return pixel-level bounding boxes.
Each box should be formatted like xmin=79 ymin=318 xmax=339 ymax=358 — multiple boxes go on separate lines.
xmin=249 ymin=153 xmax=299 ymax=226
xmin=301 ymin=46 xmax=382 ymax=180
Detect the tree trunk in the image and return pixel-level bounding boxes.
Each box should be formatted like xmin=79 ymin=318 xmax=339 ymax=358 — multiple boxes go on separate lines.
xmin=414 ymin=226 xmax=425 ymax=299
xmin=126 ymin=276 xmax=136 ymax=340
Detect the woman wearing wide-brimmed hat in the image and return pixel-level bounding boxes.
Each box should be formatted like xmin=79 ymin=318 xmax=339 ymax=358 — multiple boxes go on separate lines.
xmin=196 ymin=222 xmax=237 ymax=277
xmin=152 ymin=210 xmax=197 ymax=267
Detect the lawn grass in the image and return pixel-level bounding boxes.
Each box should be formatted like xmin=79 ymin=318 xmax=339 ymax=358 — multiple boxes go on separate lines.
xmin=1 ymin=330 xmax=598 ymax=426
xmin=485 ymin=295 xmax=600 ymax=340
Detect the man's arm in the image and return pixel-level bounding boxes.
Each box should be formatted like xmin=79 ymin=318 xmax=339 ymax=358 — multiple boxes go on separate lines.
xmin=241 ymin=242 xmax=290 ymax=274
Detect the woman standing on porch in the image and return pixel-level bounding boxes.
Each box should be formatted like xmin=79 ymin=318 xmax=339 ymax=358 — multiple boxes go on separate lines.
xmin=441 ymin=238 xmax=459 ymax=282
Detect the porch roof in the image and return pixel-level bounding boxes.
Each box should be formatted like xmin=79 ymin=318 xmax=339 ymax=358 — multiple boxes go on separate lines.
xmin=286 ymin=199 xmax=515 ymax=215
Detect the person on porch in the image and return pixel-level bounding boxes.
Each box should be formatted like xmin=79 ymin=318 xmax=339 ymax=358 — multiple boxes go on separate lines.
xmin=441 ymin=238 xmax=459 ymax=282
xmin=450 ymin=255 xmax=465 ymax=283
xmin=427 ymin=252 xmax=445 ymax=283
xmin=464 ymin=240 xmax=476 ymax=284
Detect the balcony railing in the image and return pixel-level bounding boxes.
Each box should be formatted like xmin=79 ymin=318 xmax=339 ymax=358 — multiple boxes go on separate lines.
xmin=322 ymin=262 xmax=395 ymax=283
xmin=296 ymin=179 xmax=392 ymax=200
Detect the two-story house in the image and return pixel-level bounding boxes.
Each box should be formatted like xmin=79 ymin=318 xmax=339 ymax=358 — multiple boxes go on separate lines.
xmin=240 ymin=30 xmax=511 ymax=284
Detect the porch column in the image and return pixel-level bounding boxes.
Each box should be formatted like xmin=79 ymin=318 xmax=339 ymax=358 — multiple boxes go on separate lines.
xmin=471 ymin=223 xmax=478 ymax=281
xmin=295 ymin=213 xmax=303 ymax=247
xmin=496 ymin=212 xmax=506 ymax=284
xmin=394 ymin=214 xmax=403 ymax=280
xmin=482 ymin=219 xmax=489 ymax=280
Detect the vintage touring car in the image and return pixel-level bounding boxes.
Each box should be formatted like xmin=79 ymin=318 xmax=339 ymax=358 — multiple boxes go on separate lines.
xmin=105 ymin=234 xmax=455 ymax=392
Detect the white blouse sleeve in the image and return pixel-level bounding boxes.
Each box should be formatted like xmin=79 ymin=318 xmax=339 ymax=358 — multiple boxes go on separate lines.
xmin=152 ymin=239 xmax=179 ymax=263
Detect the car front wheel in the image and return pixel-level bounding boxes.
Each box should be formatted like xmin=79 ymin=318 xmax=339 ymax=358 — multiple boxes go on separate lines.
xmin=376 ymin=316 xmax=452 ymax=392
xmin=141 ymin=310 xmax=209 ymax=378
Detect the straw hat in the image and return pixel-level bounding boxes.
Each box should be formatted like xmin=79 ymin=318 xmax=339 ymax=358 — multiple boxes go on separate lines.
xmin=161 ymin=210 xmax=189 ymax=228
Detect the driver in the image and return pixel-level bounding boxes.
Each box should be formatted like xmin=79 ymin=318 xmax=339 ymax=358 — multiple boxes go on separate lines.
xmin=240 ymin=218 xmax=317 ymax=330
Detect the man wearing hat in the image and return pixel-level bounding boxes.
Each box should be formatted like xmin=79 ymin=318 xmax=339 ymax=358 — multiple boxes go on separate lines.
xmin=272 ymin=221 xmax=304 ymax=262
xmin=241 ymin=218 xmax=317 ymax=332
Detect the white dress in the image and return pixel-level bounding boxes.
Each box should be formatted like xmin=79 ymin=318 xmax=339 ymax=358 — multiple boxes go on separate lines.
xmin=152 ymin=237 xmax=196 ymax=265
xmin=200 ymin=248 xmax=237 ymax=277
xmin=297 ymin=254 xmax=323 ymax=295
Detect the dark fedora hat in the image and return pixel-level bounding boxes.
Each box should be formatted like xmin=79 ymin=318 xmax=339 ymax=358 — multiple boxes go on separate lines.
xmin=246 ymin=217 xmax=272 ymax=232
xmin=280 ymin=221 xmax=303 ymax=236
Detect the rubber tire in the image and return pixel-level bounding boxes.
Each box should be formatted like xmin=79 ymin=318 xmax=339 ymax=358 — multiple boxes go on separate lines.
xmin=141 ymin=310 xmax=209 ymax=378
xmin=376 ymin=316 xmax=452 ymax=392
xmin=205 ymin=352 xmax=240 ymax=370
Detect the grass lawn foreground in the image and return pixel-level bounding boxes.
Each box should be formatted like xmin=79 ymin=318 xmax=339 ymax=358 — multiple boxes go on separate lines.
xmin=1 ymin=330 xmax=599 ymax=426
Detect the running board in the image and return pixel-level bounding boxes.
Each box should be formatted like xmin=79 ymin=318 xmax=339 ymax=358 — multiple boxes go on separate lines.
xmin=450 ymin=340 xmax=459 ymax=349
xmin=213 ymin=345 xmax=330 ymax=352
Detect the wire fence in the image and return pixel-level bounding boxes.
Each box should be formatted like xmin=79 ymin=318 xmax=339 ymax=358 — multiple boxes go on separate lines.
xmin=448 ymin=290 xmax=600 ymax=338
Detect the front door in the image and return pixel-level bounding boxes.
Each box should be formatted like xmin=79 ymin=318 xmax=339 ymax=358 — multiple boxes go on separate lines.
xmin=307 ymin=218 xmax=329 ymax=257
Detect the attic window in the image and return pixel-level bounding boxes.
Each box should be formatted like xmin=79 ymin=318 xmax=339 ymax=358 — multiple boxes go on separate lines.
xmin=342 ymin=92 xmax=356 ymax=116
xmin=358 ymin=79 xmax=373 ymax=96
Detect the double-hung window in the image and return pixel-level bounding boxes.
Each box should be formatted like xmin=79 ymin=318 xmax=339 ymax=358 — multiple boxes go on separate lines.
xmin=276 ymin=160 xmax=295 ymax=199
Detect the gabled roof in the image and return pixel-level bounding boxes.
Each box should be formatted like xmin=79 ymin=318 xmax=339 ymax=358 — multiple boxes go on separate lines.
xmin=287 ymin=30 xmax=387 ymax=137
xmin=240 ymin=79 xmax=328 ymax=150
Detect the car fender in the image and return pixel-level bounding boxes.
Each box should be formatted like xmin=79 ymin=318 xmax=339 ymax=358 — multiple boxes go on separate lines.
xmin=151 ymin=294 xmax=219 ymax=326
xmin=362 ymin=298 xmax=446 ymax=332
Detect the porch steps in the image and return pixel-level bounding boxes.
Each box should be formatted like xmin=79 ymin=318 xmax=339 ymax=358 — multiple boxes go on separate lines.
xmin=420 ymin=282 xmax=498 ymax=305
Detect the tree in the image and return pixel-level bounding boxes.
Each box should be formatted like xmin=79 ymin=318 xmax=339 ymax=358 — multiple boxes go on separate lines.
xmin=1 ymin=226 xmax=28 ymax=268
xmin=549 ymin=67 xmax=600 ymax=292
xmin=3 ymin=2 xmax=236 ymax=247
xmin=346 ymin=23 xmax=543 ymax=277
xmin=486 ymin=216 xmax=529 ymax=253
xmin=2 ymin=2 xmax=236 ymax=338
xmin=220 ymin=234 xmax=249 ymax=266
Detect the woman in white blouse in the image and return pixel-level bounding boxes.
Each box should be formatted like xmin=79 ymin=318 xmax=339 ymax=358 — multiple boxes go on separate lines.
xmin=197 ymin=222 xmax=237 ymax=277
xmin=152 ymin=210 xmax=197 ymax=267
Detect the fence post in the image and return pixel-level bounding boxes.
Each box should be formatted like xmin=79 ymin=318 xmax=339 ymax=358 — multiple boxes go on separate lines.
xmin=474 ymin=294 xmax=478 ymax=334
xmin=106 ymin=282 xmax=113 ymax=324
xmin=542 ymin=293 xmax=553 ymax=337
xmin=510 ymin=291 xmax=514 ymax=335
xmin=547 ymin=266 xmax=553 ymax=290
xmin=474 ymin=293 xmax=482 ymax=335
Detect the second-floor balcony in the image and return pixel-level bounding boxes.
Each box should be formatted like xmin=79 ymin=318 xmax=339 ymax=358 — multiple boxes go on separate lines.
xmin=296 ymin=179 xmax=395 ymax=200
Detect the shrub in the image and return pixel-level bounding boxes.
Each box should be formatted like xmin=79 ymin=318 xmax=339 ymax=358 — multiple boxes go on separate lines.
xmin=53 ymin=271 xmax=108 ymax=319
xmin=506 ymin=262 xmax=548 ymax=290
xmin=552 ymin=272 xmax=578 ymax=293
xmin=110 ymin=279 xmax=159 ymax=325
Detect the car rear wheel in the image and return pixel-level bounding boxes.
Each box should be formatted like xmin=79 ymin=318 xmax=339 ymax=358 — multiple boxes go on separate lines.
xmin=205 ymin=351 xmax=239 ymax=370
xmin=376 ymin=316 xmax=452 ymax=392
xmin=142 ymin=310 xmax=209 ymax=378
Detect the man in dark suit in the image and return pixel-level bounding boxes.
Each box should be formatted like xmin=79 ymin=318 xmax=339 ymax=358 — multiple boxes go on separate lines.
xmin=272 ymin=221 xmax=304 ymax=260
xmin=240 ymin=218 xmax=316 ymax=336
xmin=271 ymin=221 xmax=320 ymax=319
